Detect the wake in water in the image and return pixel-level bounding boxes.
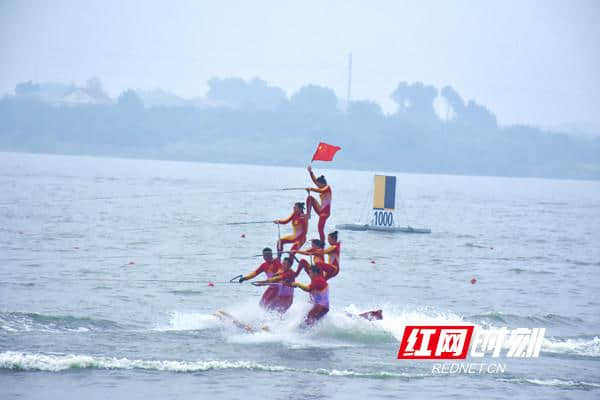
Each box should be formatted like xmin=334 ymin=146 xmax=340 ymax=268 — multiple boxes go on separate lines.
xmin=2 ymin=351 xmax=599 ymax=391
xmin=541 ymin=336 xmax=600 ymax=358
xmin=3 ymin=303 xmax=597 ymax=359
xmin=153 ymin=302 xmax=600 ymax=358
xmin=496 ymin=377 xmax=600 ymax=390
xmin=156 ymin=301 xmax=462 ymax=340
xmin=0 ymin=351 xmax=420 ymax=379
xmin=0 ymin=311 xmax=123 ymax=333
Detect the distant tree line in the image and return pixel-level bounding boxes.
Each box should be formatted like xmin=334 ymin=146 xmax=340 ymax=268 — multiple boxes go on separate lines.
xmin=0 ymin=77 xmax=598 ymax=180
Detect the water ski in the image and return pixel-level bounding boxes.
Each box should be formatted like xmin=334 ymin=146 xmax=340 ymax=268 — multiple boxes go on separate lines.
xmin=214 ymin=310 xmax=270 ymax=333
xmin=346 ymin=309 xmax=383 ymax=321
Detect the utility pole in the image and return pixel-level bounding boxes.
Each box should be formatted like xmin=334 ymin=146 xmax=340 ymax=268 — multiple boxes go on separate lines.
xmin=347 ymin=53 xmax=352 ymax=108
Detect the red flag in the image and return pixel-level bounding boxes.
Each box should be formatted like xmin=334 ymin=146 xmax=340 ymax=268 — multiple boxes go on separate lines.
xmin=311 ymin=142 xmax=341 ymax=162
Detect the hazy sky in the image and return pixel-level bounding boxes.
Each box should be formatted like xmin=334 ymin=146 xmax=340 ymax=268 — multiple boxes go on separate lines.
xmin=1 ymin=0 xmax=599 ymax=131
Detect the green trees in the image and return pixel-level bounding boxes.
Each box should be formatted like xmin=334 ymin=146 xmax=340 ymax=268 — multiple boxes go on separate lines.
xmin=1 ymin=78 xmax=598 ymax=180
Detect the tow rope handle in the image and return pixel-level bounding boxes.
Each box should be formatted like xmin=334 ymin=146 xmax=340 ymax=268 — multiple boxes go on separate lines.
xmin=252 ymin=280 xmax=284 ymax=287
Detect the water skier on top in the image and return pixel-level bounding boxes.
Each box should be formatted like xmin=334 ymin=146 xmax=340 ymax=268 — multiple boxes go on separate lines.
xmin=305 ymin=165 xmax=332 ymax=243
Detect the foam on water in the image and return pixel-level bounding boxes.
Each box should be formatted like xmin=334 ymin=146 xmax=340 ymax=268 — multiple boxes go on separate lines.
xmin=3 ymin=350 xmax=599 ymax=390
xmin=153 ymin=303 xmax=600 ymax=357
xmin=541 ymin=336 xmax=600 ymax=357
xmin=497 ymin=377 xmax=600 ymax=389
xmin=154 ymin=302 xmax=466 ymax=347
xmin=0 ymin=351 xmax=419 ymax=379
xmin=154 ymin=311 xmax=221 ymax=332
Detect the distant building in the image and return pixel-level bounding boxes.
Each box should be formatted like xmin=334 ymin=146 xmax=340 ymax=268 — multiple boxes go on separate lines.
xmin=58 ymin=88 xmax=96 ymax=105
xmin=14 ymin=81 xmax=113 ymax=106
xmin=56 ymin=87 xmax=112 ymax=106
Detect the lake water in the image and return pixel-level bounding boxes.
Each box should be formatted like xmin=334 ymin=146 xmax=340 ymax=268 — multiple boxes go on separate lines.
xmin=1 ymin=152 xmax=599 ymax=399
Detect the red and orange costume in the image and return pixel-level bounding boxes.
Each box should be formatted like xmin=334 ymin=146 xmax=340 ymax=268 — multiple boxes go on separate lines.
xmin=268 ymin=267 xmax=300 ymax=313
xmin=295 ymin=244 xmax=338 ymax=280
xmin=277 ymin=212 xmax=308 ymax=253
xmin=245 ymin=258 xmax=283 ymax=310
xmin=302 ymin=274 xmax=329 ymax=327
xmin=322 ymin=241 xmax=341 ymax=280
xmin=306 ymin=171 xmax=332 ymax=242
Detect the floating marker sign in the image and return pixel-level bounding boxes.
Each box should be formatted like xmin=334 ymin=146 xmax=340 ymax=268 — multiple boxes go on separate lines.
xmin=372 ymin=175 xmax=396 ymax=227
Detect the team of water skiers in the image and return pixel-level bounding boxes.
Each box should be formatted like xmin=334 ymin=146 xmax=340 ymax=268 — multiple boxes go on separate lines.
xmin=238 ymin=166 xmax=339 ymax=327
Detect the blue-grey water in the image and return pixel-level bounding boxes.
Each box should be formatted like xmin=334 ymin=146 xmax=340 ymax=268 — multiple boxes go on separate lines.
xmin=1 ymin=152 xmax=599 ymax=399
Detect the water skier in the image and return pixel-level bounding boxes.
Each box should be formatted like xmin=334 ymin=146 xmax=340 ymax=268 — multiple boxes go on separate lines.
xmin=275 ymin=202 xmax=308 ymax=254
xmin=256 ymin=256 xmax=301 ymax=313
xmin=293 ymin=238 xmax=337 ymax=280
xmin=305 ymin=165 xmax=332 ymax=242
xmin=291 ymin=264 xmax=330 ymax=327
xmin=322 ymin=231 xmax=341 ymax=280
xmin=238 ymin=247 xmax=282 ymax=310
